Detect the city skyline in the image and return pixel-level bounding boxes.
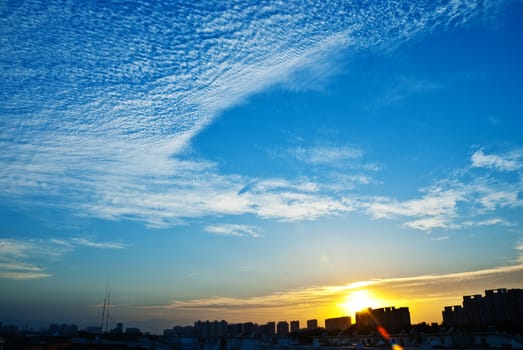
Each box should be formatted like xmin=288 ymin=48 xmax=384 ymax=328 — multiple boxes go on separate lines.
xmin=4 ymin=286 xmax=522 ymax=335
xmin=1 ymin=0 xmax=523 ymax=335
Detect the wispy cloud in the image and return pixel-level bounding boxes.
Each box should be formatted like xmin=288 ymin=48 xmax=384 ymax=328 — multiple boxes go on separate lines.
xmin=286 ymin=146 xmax=362 ymax=165
xmin=72 ymin=238 xmax=127 ymax=249
xmin=205 ymin=224 xmax=262 ymax=238
xmin=363 ymin=148 xmax=523 ymax=231
xmin=366 ymin=187 xmax=463 ymax=231
xmin=462 ymin=217 xmax=514 ymax=227
xmin=0 ymin=1 xmax=499 ymax=228
xmin=0 ymin=237 xmax=127 ymax=279
xmin=471 ymin=149 xmax=522 ymax=171
xmin=431 ymin=236 xmax=449 ymax=241
xmin=369 ymin=76 xmax=443 ymax=109
xmin=0 ymin=239 xmax=56 ymax=279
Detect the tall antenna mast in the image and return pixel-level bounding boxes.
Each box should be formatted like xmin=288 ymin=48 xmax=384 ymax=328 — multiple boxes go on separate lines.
xmin=100 ymin=276 xmax=110 ymax=333
xmin=106 ymin=288 xmax=110 ymax=332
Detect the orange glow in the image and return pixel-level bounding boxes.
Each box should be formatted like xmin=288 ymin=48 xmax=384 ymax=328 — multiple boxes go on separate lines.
xmin=378 ymin=325 xmax=403 ymax=350
xmin=377 ymin=325 xmax=390 ymax=339
xmin=339 ymin=290 xmax=380 ymax=316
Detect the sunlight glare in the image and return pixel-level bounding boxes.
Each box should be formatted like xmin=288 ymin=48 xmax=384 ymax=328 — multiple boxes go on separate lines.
xmin=340 ymin=290 xmax=379 ymax=316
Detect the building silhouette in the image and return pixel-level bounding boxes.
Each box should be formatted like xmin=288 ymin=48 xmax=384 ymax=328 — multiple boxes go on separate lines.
xmin=307 ymin=319 xmax=318 ymax=330
xmin=277 ymin=321 xmax=289 ymax=336
xmin=325 ymin=316 xmax=351 ymax=332
xmin=256 ymin=322 xmax=275 ymax=337
xmin=442 ymin=288 xmax=523 ymax=328
xmin=194 ymin=320 xmax=228 ymax=338
xmin=356 ymin=307 xmax=411 ymax=333
xmin=290 ymin=320 xmax=300 ymax=332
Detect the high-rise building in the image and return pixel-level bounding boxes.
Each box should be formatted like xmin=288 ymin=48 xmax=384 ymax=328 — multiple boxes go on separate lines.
xmin=256 ymin=322 xmax=275 ymax=337
xmin=194 ymin=320 xmax=228 ymax=338
xmin=442 ymin=288 xmax=523 ymax=328
xmin=277 ymin=321 xmax=289 ymax=336
xmin=356 ymin=307 xmax=410 ymax=333
xmin=290 ymin=320 xmax=300 ymax=332
xmin=442 ymin=306 xmax=467 ymax=327
xmin=325 ymin=316 xmax=351 ymax=331
xmin=307 ymin=319 xmax=318 ymax=330
xmin=242 ymin=322 xmax=256 ymax=336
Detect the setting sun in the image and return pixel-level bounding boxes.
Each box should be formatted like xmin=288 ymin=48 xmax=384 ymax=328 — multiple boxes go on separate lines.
xmin=340 ymin=290 xmax=380 ymax=316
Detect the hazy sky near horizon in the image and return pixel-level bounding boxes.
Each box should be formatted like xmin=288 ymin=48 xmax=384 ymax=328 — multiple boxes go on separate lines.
xmin=1 ymin=0 xmax=523 ymax=333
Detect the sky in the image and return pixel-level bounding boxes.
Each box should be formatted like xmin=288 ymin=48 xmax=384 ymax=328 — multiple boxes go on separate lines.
xmin=1 ymin=0 xmax=523 ymax=334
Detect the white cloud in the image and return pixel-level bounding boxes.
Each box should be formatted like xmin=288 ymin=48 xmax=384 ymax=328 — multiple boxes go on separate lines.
xmin=0 ymin=239 xmax=54 ymax=279
xmin=0 ymin=239 xmax=35 ymax=258
xmin=404 ymin=217 xmax=456 ymax=231
xmin=471 ymin=150 xmax=522 ymax=171
xmin=205 ymin=224 xmax=262 ymax=238
xmin=287 ymin=146 xmax=362 ymax=165
xmin=366 ymin=187 xmax=462 ymax=231
xmin=461 ymin=217 xmax=514 ymax=227
xmin=364 ymin=148 xmax=523 ymax=232
xmin=0 ymin=1 xmax=498 ymax=228
xmin=72 ymin=238 xmax=127 ymax=249
xmin=0 ymin=237 xmax=127 ymax=279
xmin=431 ymin=236 xmax=449 ymax=241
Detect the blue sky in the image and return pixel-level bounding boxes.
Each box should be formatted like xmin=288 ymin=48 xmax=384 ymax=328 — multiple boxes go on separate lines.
xmin=1 ymin=0 xmax=523 ymax=333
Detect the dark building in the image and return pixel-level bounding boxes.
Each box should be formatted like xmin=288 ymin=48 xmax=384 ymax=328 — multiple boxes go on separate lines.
xmin=194 ymin=320 xmax=228 ymax=338
xmin=163 ymin=325 xmax=194 ymax=337
xmin=227 ymin=323 xmax=243 ymax=337
xmin=307 ymin=319 xmax=318 ymax=330
xmin=256 ymin=322 xmax=275 ymax=337
xmin=48 ymin=323 xmax=78 ymax=336
xmin=463 ymin=294 xmax=488 ymax=326
xmin=111 ymin=322 xmax=123 ymax=334
xmin=242 ymin=322 xmax=256 ymax=336
xmin=356 ymin=307 xmax=411 ymax=333
xmin=443 ymin=288 xmax=523 ymax=328
xmin=325 ymin=316 xmax=351 ymax=332
xmin=277 ymin=321 xmax=289 ymax=336
xmin=442 ymin=305 xmax=467 ymax=327
xmin=290 ymin=320 xmax=300 ymax=332
xmin=125 ymin=327 xmax=141 ymax=335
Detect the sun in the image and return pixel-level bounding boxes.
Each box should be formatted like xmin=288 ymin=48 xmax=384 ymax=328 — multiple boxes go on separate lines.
xmin=339 ymin=290 xmax=380 ymax=316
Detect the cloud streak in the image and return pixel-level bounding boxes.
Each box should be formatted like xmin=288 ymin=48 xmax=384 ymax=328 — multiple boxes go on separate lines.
xmin=205 ymin=224 xmax=262 ymax=238
xmin=0 ymin=1 xmax=500 ymax=228
xmin=364 ymin=147 xmax=523 ymax=231
xmin=140 ymin=262 xmax=523 ymax=323
xmin=471 ymin=149 xmax=522 ymax=171
xmin=72 ymin=238 xmax=127 ymax=249
xmin=0 ymin=237 xmax=127 ymax=279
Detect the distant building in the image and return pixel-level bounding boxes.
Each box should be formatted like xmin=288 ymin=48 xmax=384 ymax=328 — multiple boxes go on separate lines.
xmin=228 ymin=323 xmax=243 ymax=337
xmin=242 ymin=322 xmax=256 ymax=336
xmin=307 ymin=319 xmax=318 ymax=330
xmin=0 ymin=324 xmax=19 ymax=335
xmin=442 ymin=288 xmax=523 ymax=328
xmin=85 ymin=326 xmax=102 ymax=334
xmin=125 ymin=327 xmax=141 ymax=335
xmin=163 ymin=325 xmax=194 ymax=337
xmin=257 ymin=322 xmax=275 ymax=337
xmin=277 ymin=321 xmax=289 ymax=336
xmin=111 ymin=322 xmax=123 ymax=334
xmin=356 ymin=307 xmax=411 ymax=333
xmin=290 ymin=320 xmax=300 ymax=333
xmin=194 ymin=320 xmax=228 ymax=338
xmin=48 ymin=324 xmax=78 ymax=336
xmin=325 ymin=316 xmax=351 ymax=332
